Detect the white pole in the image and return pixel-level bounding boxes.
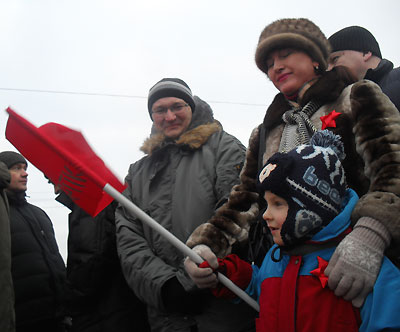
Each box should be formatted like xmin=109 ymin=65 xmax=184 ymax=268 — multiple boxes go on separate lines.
xmin=104 ymin=184 xmax=260 ymax=312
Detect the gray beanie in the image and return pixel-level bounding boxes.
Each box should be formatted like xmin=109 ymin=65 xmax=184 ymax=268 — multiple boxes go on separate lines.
xmin=147 ymin=78 xmax=196 ymax=120
xmin=0 ymin=151 xmax=27 ymax=169
xmin=329 ymin=26 xmax=382 ymax=58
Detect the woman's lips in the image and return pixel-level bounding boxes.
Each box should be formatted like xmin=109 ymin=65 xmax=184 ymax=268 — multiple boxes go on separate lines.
xmin=277 ymin=73 xmax=290 ymax=82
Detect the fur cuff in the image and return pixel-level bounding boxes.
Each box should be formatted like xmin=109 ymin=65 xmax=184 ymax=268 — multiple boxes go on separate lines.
xmin=351 ymin=191 xmax=400 ymax=248
xmin=186 ymin=223 xmax=230 ymax=257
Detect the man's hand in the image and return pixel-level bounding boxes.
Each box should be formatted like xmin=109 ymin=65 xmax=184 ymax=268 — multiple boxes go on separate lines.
xmin=184 ymin=245 xmax=219 ymax=289
xmin=325 ymin=217 xmax=390 ymax=307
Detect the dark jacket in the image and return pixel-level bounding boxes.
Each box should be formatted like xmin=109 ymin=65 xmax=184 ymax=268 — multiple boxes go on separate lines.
xmin=187 ymin=68 xmax=400 ymax=267
xmin=116 ymin=96 xmax=256 ymax=332
xmin=7 ymin=190 xmax=66 ymax=331
xmin=0 ymin=162 xmax=15 ymax=332
xmin=56 ymin=193 xmax=150 ymax=332
xmin=365 ymin=58 xmax=400 ymax=111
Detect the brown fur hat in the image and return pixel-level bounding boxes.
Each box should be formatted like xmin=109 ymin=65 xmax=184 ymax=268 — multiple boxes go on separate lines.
xmin=255 ymin=18 xmax=331 ymax=74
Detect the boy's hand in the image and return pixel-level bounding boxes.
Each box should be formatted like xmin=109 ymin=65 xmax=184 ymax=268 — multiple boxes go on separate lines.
xmin=184 ymin=245 xmax=219 ymax=289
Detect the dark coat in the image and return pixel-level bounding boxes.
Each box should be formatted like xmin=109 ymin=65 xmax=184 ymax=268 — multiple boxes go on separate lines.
xmin=365 ymin=59 xmax=400 ymax=111
xmin=56 ymin=193 xmax=150 ymax=332
xmin=7 ymin=190 xmax=66 ymax=331
xmin=0 ymin=163 xmax=15 ymax=332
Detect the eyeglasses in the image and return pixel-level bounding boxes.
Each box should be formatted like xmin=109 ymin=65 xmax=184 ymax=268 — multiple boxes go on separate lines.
xmin=152 ymin=103 xmax=189 ymax=118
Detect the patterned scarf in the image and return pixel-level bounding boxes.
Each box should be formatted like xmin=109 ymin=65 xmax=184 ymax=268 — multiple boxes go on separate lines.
xmin=279 ymin=99 xmax=322 ymax=153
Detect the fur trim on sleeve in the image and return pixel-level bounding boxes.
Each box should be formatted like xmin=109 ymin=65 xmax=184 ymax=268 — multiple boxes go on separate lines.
xmin=351 ymin=80 xmax=400 ymax=193
xmin=350 ymin=80 xmax=400 ymax=253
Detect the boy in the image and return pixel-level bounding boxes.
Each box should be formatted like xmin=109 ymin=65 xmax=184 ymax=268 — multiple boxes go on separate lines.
xmin=184 ymin=130 xmax=400 ymax=332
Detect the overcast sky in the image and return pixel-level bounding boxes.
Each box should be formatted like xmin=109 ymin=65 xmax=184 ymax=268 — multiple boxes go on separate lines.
xmin=1 ymin=0 xmax=399 ymax=261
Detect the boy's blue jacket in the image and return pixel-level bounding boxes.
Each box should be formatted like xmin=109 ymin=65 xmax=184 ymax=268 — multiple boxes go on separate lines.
xmin=246 ymin=189 xmax=400 ymax=332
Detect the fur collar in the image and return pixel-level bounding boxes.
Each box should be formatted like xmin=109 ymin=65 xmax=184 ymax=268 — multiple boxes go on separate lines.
xmin=263 ymin=66 xmax=355 ymax=130
xmin=140 ymin=96 xmax=221 ymax=155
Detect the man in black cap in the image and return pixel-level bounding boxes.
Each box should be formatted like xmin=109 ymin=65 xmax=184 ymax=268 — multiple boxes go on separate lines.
xmin=0 ymin=151 xmax=67 ymax=332
xmin=115 ymin=78 xmax=256 ymax=332
xmin=328 ymin=26 xmax=400 ymax=111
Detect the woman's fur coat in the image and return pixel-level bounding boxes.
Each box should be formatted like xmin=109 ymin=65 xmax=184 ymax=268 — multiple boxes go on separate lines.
xmin=187 ymin=68 xmax=400 ymax=265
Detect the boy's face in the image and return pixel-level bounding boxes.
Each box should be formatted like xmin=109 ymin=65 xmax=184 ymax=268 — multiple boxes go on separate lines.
xmin=262 ymin=191 xmax=289 ymax=246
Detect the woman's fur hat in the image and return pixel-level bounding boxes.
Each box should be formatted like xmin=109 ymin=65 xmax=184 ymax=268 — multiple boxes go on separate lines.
xmin=255 ymin=18 xmax=331 ymax=74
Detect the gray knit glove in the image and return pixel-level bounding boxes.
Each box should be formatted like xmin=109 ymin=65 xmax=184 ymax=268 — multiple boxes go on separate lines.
xmin=325 ymin=217 xmax=391 ymax=307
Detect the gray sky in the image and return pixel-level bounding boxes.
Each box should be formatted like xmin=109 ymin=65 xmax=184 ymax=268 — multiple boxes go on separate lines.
xmin=1 ymin=0 xmax=399 ymax=260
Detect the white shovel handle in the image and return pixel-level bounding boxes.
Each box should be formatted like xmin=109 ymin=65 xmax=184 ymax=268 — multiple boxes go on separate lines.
xmin=104 ymin=184 xmax=259 ymax=312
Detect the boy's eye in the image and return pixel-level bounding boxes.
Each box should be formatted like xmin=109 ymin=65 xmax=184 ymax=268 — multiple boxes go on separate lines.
xmin=272 ymin=199 xmax=287 ymax=208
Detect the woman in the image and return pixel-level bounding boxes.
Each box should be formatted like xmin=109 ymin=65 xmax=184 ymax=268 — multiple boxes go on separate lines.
xmin=186 ymin=18 xmax=400 ymax=308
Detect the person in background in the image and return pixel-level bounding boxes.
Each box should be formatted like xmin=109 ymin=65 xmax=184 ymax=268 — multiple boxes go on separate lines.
xmin=0 ymin=161 xmax=15 ymax=332
xmin=187 ymin=18 xmax=400 ymax=309
xmin=115 ymin=78 xmax=256 ymax=332
xmin=0 ymin=151 xmax=67 ymax=332
xmin=185 ymin=131 xmax=400 ymax=332
xmin=328 ymin=25 xmax=400 ymax=111
xmin=51 ymin=181 xmax=150 ymax=332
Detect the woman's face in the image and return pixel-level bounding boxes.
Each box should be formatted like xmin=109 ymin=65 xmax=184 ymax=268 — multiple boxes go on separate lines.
xmin=266 ymin=49 xmax=319 ymax=97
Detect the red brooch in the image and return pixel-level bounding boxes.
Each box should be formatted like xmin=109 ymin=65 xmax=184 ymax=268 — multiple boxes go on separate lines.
xmin=320 ymin=110 xmax=341 ymax=130
xmin=310 ymin=256 xmax=329 ymax=288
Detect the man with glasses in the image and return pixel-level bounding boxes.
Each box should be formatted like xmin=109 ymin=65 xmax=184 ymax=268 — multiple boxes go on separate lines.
xmin=116 ymin=78 xmax=256 ymax=332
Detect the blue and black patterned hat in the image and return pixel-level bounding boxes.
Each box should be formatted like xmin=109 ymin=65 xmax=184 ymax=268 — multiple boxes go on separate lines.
xmin=257 ymin=130 xmax=347 ymax=246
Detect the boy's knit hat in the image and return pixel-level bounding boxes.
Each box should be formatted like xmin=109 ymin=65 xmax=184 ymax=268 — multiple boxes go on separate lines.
xmin=257 ymin=130 xmax=347 ymax=246
xmin=147 ymin=78 xmax=196 ymax=120
xmin=255 ymin=18 xmax=331 ymax=74
xmin=329 ymin=26 xmax=382 ymax=58
xmin=0 ymin=151 xmax=27 ymax=169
